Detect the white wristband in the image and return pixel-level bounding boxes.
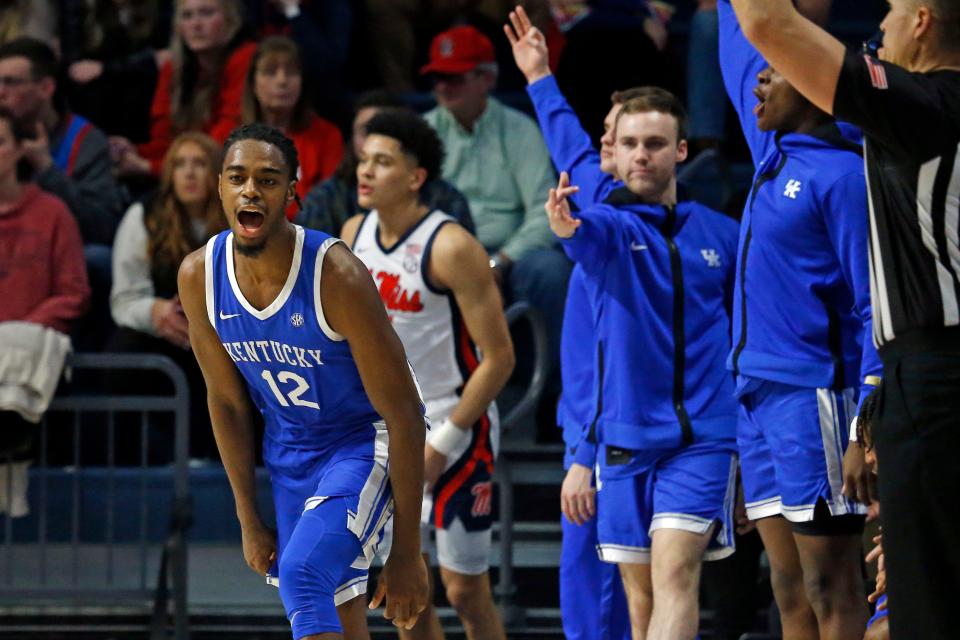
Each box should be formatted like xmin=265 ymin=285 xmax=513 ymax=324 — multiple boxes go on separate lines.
xmin=849 ymin=417 xmax=859 ymax=442
xmin=429 ymin=418 xmax=469 ymax=456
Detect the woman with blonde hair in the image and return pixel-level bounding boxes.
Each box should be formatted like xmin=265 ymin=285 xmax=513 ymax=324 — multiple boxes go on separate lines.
xmin=242 ymin=35 xmax=343 ymax=219
xmin=111 ymin=0 xmax=255 ymax=177
xmin=109 ymin=131 xmax=226 ymax=457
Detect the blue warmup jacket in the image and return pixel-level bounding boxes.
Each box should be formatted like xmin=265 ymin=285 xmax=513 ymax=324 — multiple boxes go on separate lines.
xmin=527 ymin=75 xmax=620 ymax=467
xmin=563 ymin=192 xmax=739 ymax=450
xmin=720 ymin=0 xmax=881 ymax=408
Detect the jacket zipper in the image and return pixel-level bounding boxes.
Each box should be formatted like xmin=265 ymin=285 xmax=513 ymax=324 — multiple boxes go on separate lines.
xmin=586 ymin=340 xmax=604 ymax=444
xmin=660 ymin=206 xmax=694 ymax=446
xmin=731 ymin=147 xmax=789 ymax=375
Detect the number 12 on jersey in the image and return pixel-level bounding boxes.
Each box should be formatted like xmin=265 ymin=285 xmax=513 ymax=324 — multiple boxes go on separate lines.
xmin=261 ymin=370 xmax=320 ymax=410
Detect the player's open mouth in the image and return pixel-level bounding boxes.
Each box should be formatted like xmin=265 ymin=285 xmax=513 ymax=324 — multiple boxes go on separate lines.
xmin=753 ymin=87 xmax=766 ymax=117
xmin=237 ymin=208 xmax=265 ymax=232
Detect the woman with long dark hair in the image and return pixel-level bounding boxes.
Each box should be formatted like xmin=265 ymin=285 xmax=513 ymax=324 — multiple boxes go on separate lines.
xmin=242 ymin=36 xmax=343 ymax=219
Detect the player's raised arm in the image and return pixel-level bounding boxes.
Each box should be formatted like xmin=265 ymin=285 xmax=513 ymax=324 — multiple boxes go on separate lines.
xmin=319 ymin=242 xmax=429 ymax=630
xmin=729 ymin=0 xmax=845 ymax=114
xmin=177 ymin=248 xmax=276 ymax=577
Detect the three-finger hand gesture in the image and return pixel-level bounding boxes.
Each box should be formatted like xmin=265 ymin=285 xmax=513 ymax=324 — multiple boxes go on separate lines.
xmin=545 ymin=171 xmax=581 ymax=238
xmin=503 ymin=6 xmax=551 ymax=84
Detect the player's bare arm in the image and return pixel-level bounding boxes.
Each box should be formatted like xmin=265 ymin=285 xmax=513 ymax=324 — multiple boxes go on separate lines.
xmin=425 ymin=223 xmax=516 ymax=482
xmin=319 ymin=242 xmax=429 ymax=630
xmin=177 ymin=249 xmax=276 ymax=576
xmin=729 ymin=0 xmax=845 ymax=114
xmin=338 ymin=214 xmax=364 ymax=247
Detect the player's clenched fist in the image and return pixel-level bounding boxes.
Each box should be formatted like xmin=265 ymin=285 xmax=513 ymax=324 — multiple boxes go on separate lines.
xmin=240 ymin=521 xmax=277 ymax=576
xmin=369 ymin=551 xmax=430 ymax=629
xmin=545 ymin=171 xmax=582 ymax=238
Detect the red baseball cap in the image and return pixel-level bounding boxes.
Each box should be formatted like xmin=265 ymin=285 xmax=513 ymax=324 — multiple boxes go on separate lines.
xmin=420 ymin=26 xmax=496 ymax=76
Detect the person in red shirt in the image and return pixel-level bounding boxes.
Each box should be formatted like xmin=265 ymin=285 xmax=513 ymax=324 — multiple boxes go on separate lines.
xmin=0 ymin=108 xmax=90 ymax=333
xmin=111 ymin=0 xmax=254 ymax=177
xmin=241 ymin=35 xmax=343 ymax=219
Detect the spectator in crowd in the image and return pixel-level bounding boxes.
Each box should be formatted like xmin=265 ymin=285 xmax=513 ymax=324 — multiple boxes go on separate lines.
xmin=0 ymin=107 xmax=90 ymax=338
xmin=241 ymin=0 xmax=352 ymax=120
xmin=0 ymin=106 xmax=90 ymax=518
xmin=363 ymin=0 xmax=532 ymax=91
xmin=60 ymin=0 xmax=174 ymax=143
xmin=297 ymin=90 xmax=474 ymax=236
xmin=0 ymin=37 xmax=125 ymax=350
xmin=421 ymin=25 xmax=568 ymax=390
xmin=0 ymin=1 xmax=57 ymax=47
xmin=0 ymin=38 xmax=125 ymax=248
xmin=686 ymin=0 xmax=726 ymax=156
xmin=111 ymin=0 xmax=255 ymax=178
xmin=241 ymin=36 xmax=343 ymax=220
xmin=109 ymin=132 xmax=225 ymax=458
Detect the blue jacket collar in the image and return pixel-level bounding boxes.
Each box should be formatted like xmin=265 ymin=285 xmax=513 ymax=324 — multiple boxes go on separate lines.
xmin=777 ymin=121 xmax=863 ymax=157
xmin=602 ymin=186 xmax=693 ymax=233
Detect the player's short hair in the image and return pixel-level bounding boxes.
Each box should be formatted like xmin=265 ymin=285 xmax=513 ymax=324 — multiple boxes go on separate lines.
xmin=610 ymin=87 xmax=652 ymax=105
xmin=0 ymin=37 xmax=58 ymax=80
xmin=614 ymin=88 xmax=689 ymax=142
xmin=363 ymin=108 xmax=444 ymax=185
xmin=223 ymin=123 xmax=300 ymax=182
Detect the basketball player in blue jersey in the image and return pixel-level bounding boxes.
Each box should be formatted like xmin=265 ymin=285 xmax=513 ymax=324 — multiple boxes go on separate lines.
xmin=178 ymin=123 xmax=430 ymax=639
xmin=340 ymin=109 xmax=515 ymax=640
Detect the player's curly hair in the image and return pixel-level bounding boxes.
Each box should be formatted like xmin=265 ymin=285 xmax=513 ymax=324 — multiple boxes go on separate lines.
xmin=223 ymin=122 xmax=300 ymax=182
xmin=363 ymin=108 xmax=445 ymax=185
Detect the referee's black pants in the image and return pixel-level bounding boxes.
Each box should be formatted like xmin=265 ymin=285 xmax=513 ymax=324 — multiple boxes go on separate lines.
xmin=875 ymin=340 xmax=960 ymax=640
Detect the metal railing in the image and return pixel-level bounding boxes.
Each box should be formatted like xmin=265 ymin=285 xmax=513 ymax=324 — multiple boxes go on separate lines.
xmin=494 ymin=301 xmax=549 ymax=626
xmin=0 ymin=353 xmax=192 ymax=640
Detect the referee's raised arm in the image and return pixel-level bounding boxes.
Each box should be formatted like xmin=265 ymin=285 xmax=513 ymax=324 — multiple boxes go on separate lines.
xmin=730 ymin=2 xmax=960 ymax=639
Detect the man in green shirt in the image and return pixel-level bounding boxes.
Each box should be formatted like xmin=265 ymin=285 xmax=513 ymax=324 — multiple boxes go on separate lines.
xmin=422 ymin=25 xmax=569 ymax=386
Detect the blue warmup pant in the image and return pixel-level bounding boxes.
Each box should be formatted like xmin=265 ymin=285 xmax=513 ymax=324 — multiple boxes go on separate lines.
xmin=560 ymin=449 xmax=630 ymax=640
xmin=560 ymin=513 xmax=631 ymax=640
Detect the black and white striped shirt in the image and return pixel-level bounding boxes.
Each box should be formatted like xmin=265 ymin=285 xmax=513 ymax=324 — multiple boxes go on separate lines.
xmin=833 ymin=50 xmax=960 ymax=350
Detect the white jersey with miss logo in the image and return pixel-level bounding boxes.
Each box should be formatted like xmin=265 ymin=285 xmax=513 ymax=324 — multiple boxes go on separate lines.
xmin=352 ymin=209 xmax=499 ymax=575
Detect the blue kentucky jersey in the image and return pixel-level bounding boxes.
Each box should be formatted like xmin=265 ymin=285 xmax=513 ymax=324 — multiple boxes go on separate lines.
xmin=205 ymin=225 xmax=382 ymax=464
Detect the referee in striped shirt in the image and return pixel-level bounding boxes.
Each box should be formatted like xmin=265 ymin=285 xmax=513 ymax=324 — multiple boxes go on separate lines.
xmin=728 ymin=1 xmax=960 ymax=638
